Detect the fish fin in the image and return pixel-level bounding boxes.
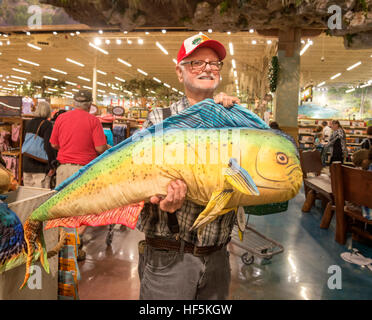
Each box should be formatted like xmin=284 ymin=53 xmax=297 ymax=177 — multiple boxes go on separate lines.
xmin=37 ymin=231 xmax=50 ymax=274
xmin=224 ymin=158 xmax=259 ymax=196
xmin=190 ymin=190 xmax=234 ymax=231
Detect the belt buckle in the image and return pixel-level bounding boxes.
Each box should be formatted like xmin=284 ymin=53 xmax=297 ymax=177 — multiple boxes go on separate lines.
xmin=193 ymin=245 xmax=203 ymax=257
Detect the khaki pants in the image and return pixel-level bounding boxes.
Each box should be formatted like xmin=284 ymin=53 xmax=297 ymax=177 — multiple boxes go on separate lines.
xmin=23 ymin=172 xmax=51 ymax=189
xmin=56 ymin=163 xmax=83 ymax=186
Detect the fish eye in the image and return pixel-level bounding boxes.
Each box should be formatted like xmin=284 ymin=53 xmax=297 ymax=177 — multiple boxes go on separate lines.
xmin=276 ymin=152 xmax=288 ymax=165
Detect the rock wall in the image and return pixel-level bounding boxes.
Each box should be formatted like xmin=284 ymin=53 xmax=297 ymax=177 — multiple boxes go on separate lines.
xmin=40 ymin=0 xmax=372 ymax=48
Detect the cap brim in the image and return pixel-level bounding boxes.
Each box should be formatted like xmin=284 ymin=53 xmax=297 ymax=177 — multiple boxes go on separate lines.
xmin=181 ymin=39 xmax=226 ymax=62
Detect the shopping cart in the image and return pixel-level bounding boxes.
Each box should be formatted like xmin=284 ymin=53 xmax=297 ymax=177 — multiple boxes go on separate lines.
xmin=231 ymin=203 xmax=286 ymax=265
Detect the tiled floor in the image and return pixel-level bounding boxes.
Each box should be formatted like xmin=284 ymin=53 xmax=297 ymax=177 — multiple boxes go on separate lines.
xmin=78 ymin=188 xmax=372 ymax=300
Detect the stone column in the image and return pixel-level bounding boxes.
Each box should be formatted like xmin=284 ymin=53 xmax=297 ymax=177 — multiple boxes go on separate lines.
xmin=274 ymin=28 xmax=301 ymax=142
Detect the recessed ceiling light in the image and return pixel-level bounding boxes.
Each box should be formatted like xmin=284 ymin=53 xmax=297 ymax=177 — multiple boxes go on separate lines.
xmin=27 ymin=43 xmax=42 ymax=50
xmin=137 ymin=68 xmax=148 ymax=76
xmin=83 ymin=85 xmax=92 ymax=90
xmin=94 ymin=38 xmax=102 ymax=45
xmin=70 ymin=33 xmax=75 ymax=36
xmin=117 ymin=58 xmax=132 ymax=67
xmin=12 ymin=68 xmax=31 ymax=74
xmin=227 ymin=31 xmax=231 ymax=35
xmin=345 ymin=88 xmax=355 ymax=93
xmin=330 ymin=73 xmax=341 ymax=80
xmin=138 ymin=38 xmax=143 ymax=45
xmin=162 ymin=29 xmax=166 ymax=34
xmin=53 ymin=31 xmax=57 ymax=35
xmin=97 ymin=81 xmax=107 ymax=87
xmin=116 ymin=39 xmax=122 ymax=45
xmin=98 ymin=30 xmax=103 ymax=34
xmin=8 ymin=80 xmax=20 ymax=85
xmin=229 ymin=42 xmax=234 ymax=55
xmin=156 ymin=42 xmax=168 ymax=55
xmin=346 ymin=61 xmax=362 ymax=71
xmin=26 ymin=32 xmax=31 ymax=36
xmin=123 ymin=31 xmax=128 ymax=34
xmin=72 ymin=88 xmax=79 ymax=92
xmin=127 ymin=39 xmax=132 ymax=44
xmin=153 ymin=77 xmax=161 ymax=83
xmin=97 ymin=70 xmax=107 ymax=75
xmin=252 ymin=40 xmax=257 ymax=45
xmin=66 ymin=81 xmax=77 ymax=86
xmin=105 ymin=39 xmax=110 ymax=45
xmin=11 ymin=75 xmax=27 ymax=81
xmin=317 ymin=81 xmax=326 ymax=87
xmin=51 ymin=68 xmax=67 ymax=75
xmin=233 ymin=70 xmax=237 ymax=78
xmin=231 ymin=59 xmax=236 ymax=69
xmin=115 ymin=76 xmax=125 ymax=82
xmin=208 ymin=29 xmax=212 ymax=33
xmin=66 ymin=58 xmax=84 ymax=67
xmin=267 ymin=40 xmax=272 ymax=44
xmin=78 ymin=76 xmax=91 ymax=82
xmin=145 ymin=32 xmax=149 ymax=35
xmin=76 ymin=31 xmax=80 ymax=35
xmin=43 ymin=75 xmax=58 ymax=81
xmin=164 ymin=83 xmax=171 ymax=88
xmin=89 ymin=42 xmax=108 ymax=55
xmin=18 ymin=58 xmax=39 ymax=66
xmin=249 ymin=29 xmax=254 ymax=33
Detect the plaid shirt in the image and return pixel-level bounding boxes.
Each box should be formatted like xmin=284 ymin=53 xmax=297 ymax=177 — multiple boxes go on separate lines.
xmin=136 ymin=96 xmax=236 ymax=247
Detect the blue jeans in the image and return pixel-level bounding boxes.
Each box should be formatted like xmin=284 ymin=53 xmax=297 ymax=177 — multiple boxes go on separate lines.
xmin=138 ymin=241 xmax=231 ymax=300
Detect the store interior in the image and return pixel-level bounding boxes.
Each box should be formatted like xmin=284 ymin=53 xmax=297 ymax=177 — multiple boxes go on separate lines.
xmin=0 ymin=0 xmax=372 ymax=301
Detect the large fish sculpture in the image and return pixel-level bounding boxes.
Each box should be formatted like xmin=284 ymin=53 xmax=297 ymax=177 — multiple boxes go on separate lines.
xmin=20 ymin=99 xmax=302 ymax=288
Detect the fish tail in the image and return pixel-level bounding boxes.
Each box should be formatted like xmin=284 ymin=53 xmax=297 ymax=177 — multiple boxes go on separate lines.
xmin=36 ymin=231 xmax=50 ymax=274
xmin=19 ymin=219 xmax=42 ymax=290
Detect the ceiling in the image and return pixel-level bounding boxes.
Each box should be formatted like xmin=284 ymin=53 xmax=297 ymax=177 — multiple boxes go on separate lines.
xmin=0 ymin=29 xmax=371 ymax=101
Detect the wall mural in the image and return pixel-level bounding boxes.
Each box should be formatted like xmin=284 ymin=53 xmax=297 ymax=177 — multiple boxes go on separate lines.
xmin=299 ymin=86 xmax=372 ymax=120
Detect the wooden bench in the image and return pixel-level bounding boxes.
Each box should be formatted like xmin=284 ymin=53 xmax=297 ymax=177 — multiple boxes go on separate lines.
xmin=330 ymin=163 xmax=372 ymax=245
xmin=300 ymin=149 xmax=334 ymax=229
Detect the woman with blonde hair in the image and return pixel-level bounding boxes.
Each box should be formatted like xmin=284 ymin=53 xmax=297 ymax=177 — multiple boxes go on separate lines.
xmin=22 ymin=100 xmax=57 ymax=188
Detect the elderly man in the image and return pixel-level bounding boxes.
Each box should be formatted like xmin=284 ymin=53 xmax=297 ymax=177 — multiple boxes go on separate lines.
xmin=138 ymin=34 xmax=240 ymax=300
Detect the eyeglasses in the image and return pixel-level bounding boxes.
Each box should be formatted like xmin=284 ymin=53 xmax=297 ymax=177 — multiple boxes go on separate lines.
xmin=180 ymin=60 xmax=223 ymax=72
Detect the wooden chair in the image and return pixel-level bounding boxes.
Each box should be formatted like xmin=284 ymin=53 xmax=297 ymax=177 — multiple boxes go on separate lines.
xmin=330 ymin=163 xmax=372 ymax=245
xmin=299 ymin=149 xmax=334 ymax=228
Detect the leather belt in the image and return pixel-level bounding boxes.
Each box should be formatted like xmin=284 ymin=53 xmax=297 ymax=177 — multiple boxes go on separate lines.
xmin=145 ymin=236 xmax=230 ymax=257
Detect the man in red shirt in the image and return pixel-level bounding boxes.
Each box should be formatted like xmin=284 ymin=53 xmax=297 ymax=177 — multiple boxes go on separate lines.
xmin=50 ymin=89 xmax=108 ymax=259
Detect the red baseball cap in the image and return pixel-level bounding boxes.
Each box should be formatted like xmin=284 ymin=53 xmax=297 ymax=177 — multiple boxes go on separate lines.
xmin=177 ymin=34 xmax=226 ymax=64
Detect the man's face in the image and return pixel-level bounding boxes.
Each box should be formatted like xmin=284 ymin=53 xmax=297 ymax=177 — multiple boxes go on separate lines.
xmin=176 ymin=47 xmax=221 ymax=93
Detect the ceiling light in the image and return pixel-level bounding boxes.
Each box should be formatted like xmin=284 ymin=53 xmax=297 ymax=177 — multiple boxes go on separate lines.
xmin=72 ymin=88 xmax=79 ymax=92
xmin=43 ymin=75 xmax=58 ymax=81
xmin=233 ymin=70 xmax=237 ymax=78
xmin=109 ymin=92 xmax=116 ymax=96
xmin=345 ymin=88 xmax=355 ymax=93
xmin=153 ymin=77 xmax=161 ymax=83
xmin=66 ymin=58 xmax=84 ymax=67
xmin=65 ymin=81 xmax=77 ymax=86
xmin=97 ymin=81 xmax=107 ymax=87
xmin=26 ymin=31 xmax=31 ymax=36
xmin=6 ymin=41 xmax=10 ymax=45
xmin=145 ymin=32 xmax=150 ymax=35
xmin=330 ymin=73 xmax=341 ymax=80
xmin=8 ymin=80 xmax=20 ymax=85
xmin=267 ymin=40 xmax=272 ymax=44
xmin=76 ymin=31 xmax=80 ymax=35
xmin=97 ymin=70 xmax=106 ymax=75
xmin=249 ymin=29 xmax=254 ymax=33
xmin=70 ymin=33 xmax=75 ymax=36
xmin=124 ymin=90 xmax=132 ymax=95
xmin=115 ymin=76 xmax=125 ymax=82
xmin=235 ymin=79 xmax=238 ymax=85
xmin=137 ymin=68 xmax=148 ymax=76
xmin=97 ymin=89 xmax=105 ymax=93
xmin=360 ymin=83 xmax=371 ymax=88
xmin=172 ymin=59 xmax=177 ymax=64
xmin=105 ymin=39 xmax=110 ymax=45
xmin=116 ymin=39 xmax=122 ymax=45
xmin=227 ymin=31 xmax=231 ymax=35
xmin=89 ymin=42 xmax=108 ymax=54
xmin=164 ymin=83 xmax=171 ymax=88
xmin=300 ymin=42 xmax=312 ymax=56
xmin=0 ymin=42 xmax=2 ymax=46
xmin=18 ymin=58 xmax=39 ymax=66
xmin=12 ymin=68 xmax=30 ymax=74
xmin=48 ymin=88 xmax=58 ymax=92
xmin=317 ymin=81 xmax=326 ymax=87
xmin=229 ymin=42 xmax=234 ymax=55
xmin=78 ymin=76 xmax=90 ymax=82
xmin=301 ymin=40 xmax=305 ymax=44
xmin=172 ymin=88 xmax=178 ymax=92
xmin=94 ymin=38 xmax=102 ymax=45
xmin=123 ymin=31 xmax=128 ymax=34
xmin=346 ymin=61 xmax=362 ymax=71
xmin=252 ymin=40 xmax=257 ymax=45
xmin=162 ymin=29 xmax=166 ymax=34
xmin=51 ymin=68 xmax=67 ymax=75
xmin=98 ymin=30 xmax=103 ymax=34
xmin=117 ymin=58 xmax=132 ymax=67
xmin=156 ymin=42 xmax=168 ymax=55
xmin=11 ymin=75 xmax=27 ymax=80
xmin=53 ymin=32 xmax=57 ymax=35
xmin=83 ymin=86 xmax=92 ymax=90
xmin=208 ymin=29 xmax=212 ymax=33
xmin=231 ymin=59 xmax=236 ymax=69
xmin=138 ymin=38 xmax=144 ymax=45
xmin=127 ymin=39 xmax=132 ymax=44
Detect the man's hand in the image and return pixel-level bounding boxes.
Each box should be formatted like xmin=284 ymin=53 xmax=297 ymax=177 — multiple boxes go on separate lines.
xmin=150 ymin=180 xmax=187 ymax=213
xmin=214 ymin=92 xmax=240 ymax=108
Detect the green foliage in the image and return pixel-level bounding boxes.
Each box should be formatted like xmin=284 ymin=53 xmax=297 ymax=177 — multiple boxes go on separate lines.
xmin=17 ymin=79 xmax=66 ymax=98
xmin=268 ymin=56 xmax=279 ymax=93
xmin=345 ymin=33 xmax=356 ymax=47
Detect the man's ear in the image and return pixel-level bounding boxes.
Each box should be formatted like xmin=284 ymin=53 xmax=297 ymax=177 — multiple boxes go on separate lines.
xmin=176 ymin=65 xmax=184 ymax=84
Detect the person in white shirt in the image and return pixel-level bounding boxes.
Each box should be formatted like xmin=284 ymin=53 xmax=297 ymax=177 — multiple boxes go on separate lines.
xmin=321 ymin=121 xmax=332 ymax=143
